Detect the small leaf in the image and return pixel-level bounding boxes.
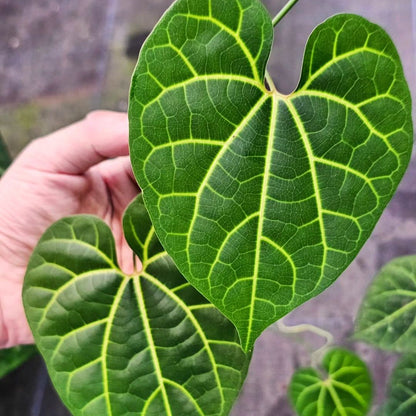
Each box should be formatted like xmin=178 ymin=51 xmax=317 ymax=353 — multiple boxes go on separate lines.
xmin=289 ymin=348 xmax=372 ymax=416
xmin=0 ymin=345 xmax=37 ymax=379
xmin=382 ymin=354 xmax=416 ymax=416
xmin=129 ymin=0 xmax=413 ymax=351
xmin=355 ymin=256 xmax=416 ymax=353
xmin=23 ymin=195 xmax=249 ymax=416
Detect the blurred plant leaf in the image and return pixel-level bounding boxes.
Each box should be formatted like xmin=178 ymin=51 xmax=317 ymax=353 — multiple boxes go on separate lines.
xmin=355 ymin=256 xmax=416 ymax=353
xmin=382 ymin=354 xmax=416 ymax=416
xmin=289 ymin=348 xmax=372 ymax=416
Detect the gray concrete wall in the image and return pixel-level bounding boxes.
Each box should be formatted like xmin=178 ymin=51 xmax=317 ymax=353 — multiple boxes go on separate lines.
xmin=0 ymin=0 xmax=415 ymax=414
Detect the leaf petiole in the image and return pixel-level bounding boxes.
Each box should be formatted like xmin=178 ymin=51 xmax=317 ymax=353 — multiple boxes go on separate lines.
xmin=272 ymin=0 xmax=300 ymax=27
xmin=275 ymin=319 xmax=334 ymax=367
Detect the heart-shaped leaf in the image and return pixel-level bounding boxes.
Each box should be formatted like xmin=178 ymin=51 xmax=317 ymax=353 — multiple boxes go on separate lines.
xmin=129 ymin=0 xmax=413 ymax=351
xmin=289 ymin=348 xmax=372 ymax=416
xmin=355 ymin=256 xmax=416 ymax=353
xmin=381 ymin=354 xmax=416 ymax=416
xmin=23 ymin=195 xmax=249 ymax=416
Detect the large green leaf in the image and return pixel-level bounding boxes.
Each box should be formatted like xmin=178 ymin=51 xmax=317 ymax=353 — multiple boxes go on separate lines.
xmin=289 ymin=348 xmax=372 ymax=416
xmin=0 ymin=345 xmax=37 ymax=379
xmin=355 ymin=256 xmax=416 ymax=353
xmin=129 ymin=0 xmax=413 ymax=351
xmin=382 ymin=354 xmax=416 ymax=416
xmin=23 ymin=195 xmax=249 ymax=416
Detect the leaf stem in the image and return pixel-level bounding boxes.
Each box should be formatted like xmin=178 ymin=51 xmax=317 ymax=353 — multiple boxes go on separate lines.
xmin=272 ymin=0 xmax=300 ymax=27
xmin=275 ymin=319 xmax=334 ymax=367
xmin=265 ymin=70 xmax=277 ymax=92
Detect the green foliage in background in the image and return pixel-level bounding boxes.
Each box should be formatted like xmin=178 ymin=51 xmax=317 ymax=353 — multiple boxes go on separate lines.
xmin=289 ymin=348 xmax=372 ymax=416
xmin=380 ymin=354 xmax=416 ymax=416
xmin=355 ymin=256 xmax=416 ymax=353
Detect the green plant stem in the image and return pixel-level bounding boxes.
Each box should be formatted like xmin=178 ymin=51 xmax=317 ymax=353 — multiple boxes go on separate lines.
xmin=265 ymin=70 xmax=277 ymax=92
xmin=276 ymin=319 xmax=334 ymax=367
xmin=272 ymin=0 xmax=300 ymax=27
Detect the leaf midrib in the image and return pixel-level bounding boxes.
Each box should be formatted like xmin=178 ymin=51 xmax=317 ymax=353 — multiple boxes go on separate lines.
xmin=133 ymin=275 xmax=173 ymax=416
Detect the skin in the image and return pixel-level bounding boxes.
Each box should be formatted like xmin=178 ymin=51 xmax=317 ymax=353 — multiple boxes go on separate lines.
xmin=0 ymin=111 xmax=139 ymax=348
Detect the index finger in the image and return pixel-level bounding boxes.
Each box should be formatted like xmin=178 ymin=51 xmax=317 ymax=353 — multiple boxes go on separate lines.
xmin=21 ymin=111 xmax=129 ymax=175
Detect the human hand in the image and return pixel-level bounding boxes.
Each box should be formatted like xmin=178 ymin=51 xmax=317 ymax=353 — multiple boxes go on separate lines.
xmin=0 ymin=111 xmax=139 ymax=348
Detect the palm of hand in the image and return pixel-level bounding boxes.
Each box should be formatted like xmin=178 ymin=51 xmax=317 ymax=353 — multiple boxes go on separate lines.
xmin=0 ymin=112 xmax=138 ymax=347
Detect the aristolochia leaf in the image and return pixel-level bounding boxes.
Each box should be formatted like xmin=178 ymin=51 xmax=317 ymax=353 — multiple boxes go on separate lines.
xmin=129 ymin=0 xmax=413 ymax=351
xmin=289 ymin=348 xmax=372 ymax=416
xmin=382 ymin=354 xmax=416 ymax=416
xmin=23 ymin=195 xmax=249 ymax=416
xmin=355 ymin=256 xmax=416 ymax=353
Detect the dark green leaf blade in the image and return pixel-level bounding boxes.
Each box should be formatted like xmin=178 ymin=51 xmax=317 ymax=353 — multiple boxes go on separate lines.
xmin=23 ymin=196 xmax=249 ymax=416
xmin=382 ymin=354 xmax=416 ymax=416
xmin=129 ymin=0 xmax=413 ymax=351
xmin=0 ymin=345 xmax=37 ymax=379
xmin=355 ymin=256 xmax=416 ymax=353
xmin=289 ymin=348 xmax=372 ymax=416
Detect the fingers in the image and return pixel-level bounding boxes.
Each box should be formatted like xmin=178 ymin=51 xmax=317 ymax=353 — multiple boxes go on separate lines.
xmin=19 ymin=111 xmax=129 ymax=174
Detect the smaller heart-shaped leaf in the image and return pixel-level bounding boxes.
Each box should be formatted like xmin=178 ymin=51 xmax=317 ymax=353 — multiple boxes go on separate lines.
xmin=355 ymin=256 xmax=416 ymax=353
xmin=382 ymin=354 xmax=416 ymax=416
xmin=23 ymin=195 xmax=249 ymax=416
xmin=289 ymin=348 xmax=372 ymax=416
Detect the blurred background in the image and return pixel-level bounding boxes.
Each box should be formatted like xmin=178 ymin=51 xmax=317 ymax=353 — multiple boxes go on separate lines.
xmin=0 ymin=0 xmax=415 ymax=414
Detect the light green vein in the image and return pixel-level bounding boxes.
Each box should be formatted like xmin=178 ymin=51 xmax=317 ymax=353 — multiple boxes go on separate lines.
xmin=50 ymin=318 xmax=108 ymax=363
xmin=144 ymin=139 xmax=223 ymax=166
xmin=300 ymin=46 xmax=395 ymax=91
xmin=331 ymin=379 xmax=367 ymax=406
xmin=167 ymin=42 xmax=198 ymax=76
xmin=140 ymin=73 xmax=263 ymax=111
xmin=261 ymin=235 xmax=297 ymax=286
xmin=326 ymin=382 xmax=348 ymax=416
xmin=185 ymin=93 xmax=269 ymax=266
xmin=101 ymin=277 xmax=130 ymax=416
xmin=245 ymin=95 xmax=278 ymax=351
xmin=144 ymin=251 xmax=169 ymax=268
xmin=163 ymin=379 xmax=204 ymax=416
xmin=313 ymin=156 xmax=379 ymax=199
xmin=141 ymin=270 xmax=225 ymax=412
xmin=142 ymin=386 xmax=161 ymax=415
xmin=133 ymin=275 xmax=172 ymax=416
xmin=286 ymin=99 xmax=327 ymax=289
xmin=37 ymin=268 xmax=123 ymax=329
xmin=206 ymin=211 xmax=258 ymax=284
xmin=357 ymin=298 xmax=416 ymax=335
xmin=142 ymin=228 xmax=155 ymax=264
xmin=294 ymin=90 xmax=403 ymax=158
xmin=176 ymin=13 xmax=260 ymax=82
